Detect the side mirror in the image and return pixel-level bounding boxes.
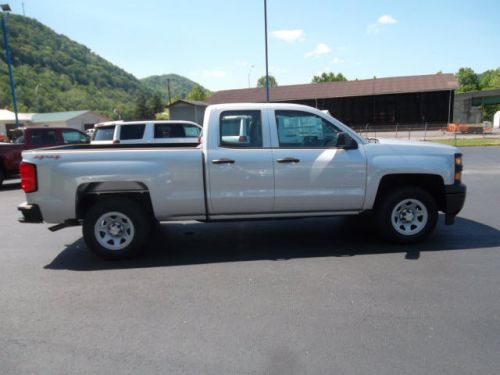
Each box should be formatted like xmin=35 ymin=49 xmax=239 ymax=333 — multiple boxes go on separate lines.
xmin=336 ymin=132 xmax=358 ymax=150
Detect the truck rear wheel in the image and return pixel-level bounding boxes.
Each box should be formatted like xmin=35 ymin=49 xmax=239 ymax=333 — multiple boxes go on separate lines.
xmin=376 ymin=186 xmax=438 ymax=243
xmin=82 ymin=197 xmax=151 ymax=259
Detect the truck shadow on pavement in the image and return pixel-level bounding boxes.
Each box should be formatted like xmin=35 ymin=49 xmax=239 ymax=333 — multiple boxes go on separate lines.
xmin=45 ymin=215 xmax=500 ymax=271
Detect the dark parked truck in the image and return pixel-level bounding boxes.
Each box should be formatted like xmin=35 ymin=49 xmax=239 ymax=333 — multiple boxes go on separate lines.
xmin=18 ymin=103 xmax=466 ymax=259
xmin=0 ymin=127 xmax=89 ymax=186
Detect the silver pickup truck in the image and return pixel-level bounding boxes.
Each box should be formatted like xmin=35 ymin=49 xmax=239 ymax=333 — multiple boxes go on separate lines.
xmin=18 ymin=103 xmax=466 ymax=259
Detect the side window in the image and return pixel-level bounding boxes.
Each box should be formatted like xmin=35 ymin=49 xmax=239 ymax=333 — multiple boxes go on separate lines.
xmin=120 ymin=124 xmax=145 ymax=140
xmin=220 ymin=110 xmax=262 ymax=148
xmin=62 ymin=130 xmax=88 ymax=144
xmin=30 ymin=129 xmax=57 ymax=146
xmin=154 ymin=124 xmax=185 ymax=138
xmin=275 ymin=110 xmax=340 ymax=148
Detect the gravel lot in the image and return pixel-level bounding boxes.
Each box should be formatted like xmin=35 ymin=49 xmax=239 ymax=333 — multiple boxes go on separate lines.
xmin=1 ymin=147 xmax=499 ymax=375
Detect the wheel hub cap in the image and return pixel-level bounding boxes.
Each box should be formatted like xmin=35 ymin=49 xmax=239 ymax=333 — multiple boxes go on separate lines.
xmin=391 ymin=198 xmax=429 ymax=236
xmin=108 ymin=222 xmax=123 ymax=236
xmin=94 ymin=211 xmax=135 ymax=251
xmin=400 ymin=209 xmax=415 ymax=223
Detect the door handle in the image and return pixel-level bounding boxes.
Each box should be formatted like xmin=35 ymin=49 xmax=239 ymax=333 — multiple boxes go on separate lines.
xmin=277 ymin=157 xmax=300 ymax=163
xmin=212 ymin=158 xmax=235 ymax=164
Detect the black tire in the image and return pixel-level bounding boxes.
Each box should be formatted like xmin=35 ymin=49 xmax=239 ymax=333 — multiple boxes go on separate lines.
xmin=0 ymin=167 xmax=4 ymax=187
xmin=82 ymin=197 xmax=151 ymax=260
xmin=375 ymin=186 xmax=438 ymax=243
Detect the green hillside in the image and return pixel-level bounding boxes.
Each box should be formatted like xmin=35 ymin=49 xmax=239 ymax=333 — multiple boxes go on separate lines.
xmin=141 ymin=74 xmax=210 ymax=102
xmin=0 ymin=14 xmax=206 ymax=119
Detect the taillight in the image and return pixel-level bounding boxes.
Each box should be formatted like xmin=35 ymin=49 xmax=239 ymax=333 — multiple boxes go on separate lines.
xmin=20 ymin=162 xmax=37 ymax=193
xmin=454 ymin=153 xmax=463 ymax=183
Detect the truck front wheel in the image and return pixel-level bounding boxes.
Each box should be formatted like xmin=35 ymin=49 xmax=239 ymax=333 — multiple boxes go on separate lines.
xmin=82 ymin=197 xmax=151 ymax=259
xmin=376 ymin=187 xmax=438 ymax=243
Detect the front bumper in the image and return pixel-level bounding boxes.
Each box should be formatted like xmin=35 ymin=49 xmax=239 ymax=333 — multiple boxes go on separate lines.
xmin=18 ymin=202 xmax=44 ymax=223
xmin=444 ymin=183 xmax=466 ymax=225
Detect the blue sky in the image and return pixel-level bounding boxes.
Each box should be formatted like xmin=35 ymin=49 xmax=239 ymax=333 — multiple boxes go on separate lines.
xmin=5 ymin=0 xmax=500 ymax=91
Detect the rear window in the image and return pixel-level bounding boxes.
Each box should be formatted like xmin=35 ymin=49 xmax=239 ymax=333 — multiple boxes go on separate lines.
xmin=93 ymin=126 xmax=115 ymax=141
xmin=120 ymin=124 xmax=145 ymax=140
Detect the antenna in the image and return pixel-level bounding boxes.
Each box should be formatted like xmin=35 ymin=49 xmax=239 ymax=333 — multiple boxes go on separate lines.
xmin=22 ymin=1 xmax=25 ymax=16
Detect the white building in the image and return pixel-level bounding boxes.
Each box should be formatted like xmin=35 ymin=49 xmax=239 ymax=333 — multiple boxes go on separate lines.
xmin=494 ymin=111 xmax=500 ymax=129
xmin=0 ymin=109 xmax=32 ymax=141
xmin=0 ymin=109 xmax=109 ymax=141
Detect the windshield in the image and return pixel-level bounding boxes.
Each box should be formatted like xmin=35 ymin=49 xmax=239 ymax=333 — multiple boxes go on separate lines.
xmin=93 ymin=126 xmax=115 ymax=141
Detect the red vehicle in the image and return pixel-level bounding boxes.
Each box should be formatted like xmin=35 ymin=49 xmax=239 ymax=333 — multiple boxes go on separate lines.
xmin=0 ymin=127 xmax=90 ymax=186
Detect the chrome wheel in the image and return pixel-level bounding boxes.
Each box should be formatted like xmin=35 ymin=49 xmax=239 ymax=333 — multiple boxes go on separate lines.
xmin=391 ymin=198 xmax=428 ymax=236
xmin=94 ymin=211 xmax=135 ymax=251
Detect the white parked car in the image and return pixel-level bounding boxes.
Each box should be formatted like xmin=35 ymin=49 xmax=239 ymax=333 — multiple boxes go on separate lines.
xmin=91 ymin=120 xmax=201 ymax=145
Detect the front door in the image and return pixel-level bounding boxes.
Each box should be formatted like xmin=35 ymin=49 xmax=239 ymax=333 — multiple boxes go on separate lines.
xmin=271 ymin=110 xmax=366 ymax=213
xmin=207 ymin=109 xmax=274 ymax=215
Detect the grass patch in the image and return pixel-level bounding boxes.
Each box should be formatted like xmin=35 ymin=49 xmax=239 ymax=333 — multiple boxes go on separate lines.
xmin=430 ymin=138 xmax=500 ymax=147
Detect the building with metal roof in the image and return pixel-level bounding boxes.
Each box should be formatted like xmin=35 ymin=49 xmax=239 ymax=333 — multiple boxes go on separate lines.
xmin=208 ymin=73 xmax=458 ymax=129
xmin=168 ymin=99 xmax=208 ymax=125
xmin=30 ymin=110 xmax=109 ymax=130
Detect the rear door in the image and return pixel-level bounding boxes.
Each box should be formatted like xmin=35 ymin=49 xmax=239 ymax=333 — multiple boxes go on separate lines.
xmin=206 ymin=109 xmax=274 ymax=215
xmin=271 ymin=110 xmax=366 ymax=212
xmin=26 ymin=128 xmax=59 ymax=149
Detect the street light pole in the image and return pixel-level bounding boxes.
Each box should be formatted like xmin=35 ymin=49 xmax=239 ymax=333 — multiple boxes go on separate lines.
xmin=247 ymin=64 xmax=254 ymax=88
xmin=1 ymin=4 xmax=19 ymax=128
xmin=264 ymin=0 xmax=270 ymax=102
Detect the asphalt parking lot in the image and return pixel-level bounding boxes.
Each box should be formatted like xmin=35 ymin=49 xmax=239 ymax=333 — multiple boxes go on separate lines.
xmin=1 ymin=147 xmax=499 ymax=375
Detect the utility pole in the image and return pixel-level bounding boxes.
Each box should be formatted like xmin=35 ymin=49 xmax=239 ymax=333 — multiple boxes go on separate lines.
xmin=1 ymin=4 xmax=19 ymax=128
xmin=167 ymin=78 xmax=172 ymax=105
xmin=264 ymin=0 xmax=270 ymax=102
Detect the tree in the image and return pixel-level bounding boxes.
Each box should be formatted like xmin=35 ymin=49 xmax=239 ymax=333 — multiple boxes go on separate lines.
xmin=186 ymin=84 xmax=209 ymax=101
xmin=257 ymin=75 xmax=278 ymax=88
xmin=456 ymin=67 xmax=480 ymax=92
xmin=151 ymin=93 xmax=164 ymax=114
xmin=479 ymin=68 xmax=500 ymax=90
xmin=311 ymin=72 xmax=347 ymax=83
xmin=134 ymin=93 xmax=151 ymax=120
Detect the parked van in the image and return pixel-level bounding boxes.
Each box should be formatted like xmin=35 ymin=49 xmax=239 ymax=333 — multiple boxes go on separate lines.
xmin=92 ymin=120 xmax=202 ymax=145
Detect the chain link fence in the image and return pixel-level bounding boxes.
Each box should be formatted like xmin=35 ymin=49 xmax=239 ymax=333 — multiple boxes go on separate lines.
xmin=349 ymin=123 xmax=500 ymax=145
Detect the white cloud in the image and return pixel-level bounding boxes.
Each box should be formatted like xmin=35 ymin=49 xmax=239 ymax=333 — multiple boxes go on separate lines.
xmin=378 ymin=14 xmax=397 ymax=24
xmin=305 ymin=43 xmax=331 ymax=57
xmin=367 ymin=14 xmax=398 ymax=35
xmin=271 ymin=29 xmax=305 ymax=43
xmin=331 ymin=57 xmax=342 ymax=64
